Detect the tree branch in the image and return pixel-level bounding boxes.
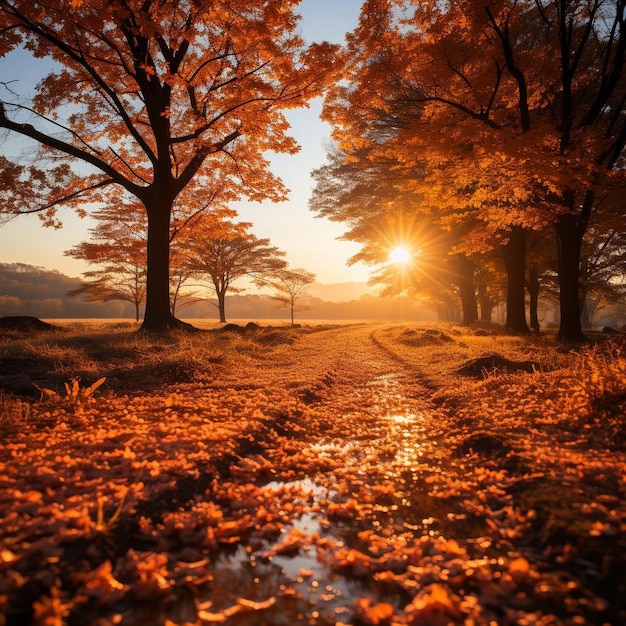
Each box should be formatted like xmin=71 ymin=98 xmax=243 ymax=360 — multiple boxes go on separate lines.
xmin=0 ymin=101 xmax=145 ymax=198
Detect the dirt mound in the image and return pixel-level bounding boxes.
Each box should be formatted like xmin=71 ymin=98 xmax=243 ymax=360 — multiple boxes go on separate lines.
xmin=0 ymin=316 xmax=61 ymax=332
xmin=399 ymin=328 xmax=454 ymax=346
xmin=214 ymin=323 xmax=301 ymax=346
xmin=457 ymin=353 xmax=540 ymax=378
xmin=217 ymin=321 xmax=262 ymax=333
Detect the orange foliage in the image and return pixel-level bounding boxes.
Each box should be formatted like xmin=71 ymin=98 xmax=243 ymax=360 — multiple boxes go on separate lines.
xmin=0 ymin=1 xmax=341 ymax=328
xmin=324 ymin=0 xmax=625 ymax=250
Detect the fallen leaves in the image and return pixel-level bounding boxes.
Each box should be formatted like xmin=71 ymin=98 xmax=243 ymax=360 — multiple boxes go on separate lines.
xmin=355 ymin=597 xmax=396 ymax=624
xmin=404 ymin=583 xmax=464 ymax=625
xmin=0 ymin=323 xmax=625 ymax=625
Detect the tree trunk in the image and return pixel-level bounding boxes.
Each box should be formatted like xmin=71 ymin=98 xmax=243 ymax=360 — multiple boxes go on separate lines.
xmin=502 ymin=226 xmax=530 ymax=333
xmin=477 ymin=283 xmax=494 ymax=322
xmin=142 ymin=199 xmax=191 ymax=331
xmin=527 ymin=264 xmax=540 ymax=334
xmin=452 ymin=254 xmax=478 ymax=325
xmin=217 ymin=290 xmax=227 ymax=323
xmin=555 ymin=213 xmax=587 ymax=342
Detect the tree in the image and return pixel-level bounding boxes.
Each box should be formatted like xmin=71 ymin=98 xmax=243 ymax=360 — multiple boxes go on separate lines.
xmin=322 ymin=0 xmax=626 ymax=341
xmin=266 ymin=267 xmax=315 ymax=325
xmin=168 ymin=256 xmax=204 ymax=318
xmin=0 ymin=1 xmax=338 ymax=330
xmin=180 ymin=215 xmax=287 ymax=323
xmin=579 ymin=226 xmax=626 ymax=327
xmin=310 ymin=147 xmax=481 ymax=324
xmin=168 ymin=207 xmax=238 ymax=317
xmin=65 ymin=204 xmax=147 ymax=321
xmin=474 ymin=256 xmax=506 ymax=323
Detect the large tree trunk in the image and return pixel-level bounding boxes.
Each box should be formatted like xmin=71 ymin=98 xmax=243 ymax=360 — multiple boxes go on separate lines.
xmin=502 ymin=226 xmax=530 ymax=333
xmin=142 ymin=199 xmax=184 ymax=331
xmin=555 ymin=213 xmax=587 ymax=342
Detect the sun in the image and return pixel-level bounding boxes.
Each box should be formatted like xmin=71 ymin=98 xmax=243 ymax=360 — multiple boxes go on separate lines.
xmin=388 ymin=245 xmax=411 ymax=265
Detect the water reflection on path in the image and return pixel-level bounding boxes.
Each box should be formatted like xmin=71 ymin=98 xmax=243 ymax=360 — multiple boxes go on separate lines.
xmin=203 ymin=365 xmax=437 ymax=624
xmin=372 ymin=373 xmax=431 ymax=475
xmin=206 ymin=477 xmax=369 ymax=625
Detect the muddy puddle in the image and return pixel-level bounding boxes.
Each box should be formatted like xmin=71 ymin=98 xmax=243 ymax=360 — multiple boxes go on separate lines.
xmin=203 ymin=477 xmax=378 ymax=625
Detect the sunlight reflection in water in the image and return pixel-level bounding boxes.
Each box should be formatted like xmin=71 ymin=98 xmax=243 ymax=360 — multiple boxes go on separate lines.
xmin=306 ymin=441 xmax=359 ymax=457
xmin=384 ymin=411 xmax=428 ymax=472
xmin=387 ymin=413 xmax=416 ymax=425
xmin=204 ymin=477 xmax=368 ymax=625
xmin=202 ymin=375 xmax=435 ymax=623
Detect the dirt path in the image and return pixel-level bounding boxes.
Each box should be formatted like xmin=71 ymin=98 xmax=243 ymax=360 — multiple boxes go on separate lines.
xmin=198 ymin=324 xmax=624 ymax=625
xmin=200 ymin=323 xmax=459 ymax=625
xmin=183 ymin=325 xmax=518 ymax=624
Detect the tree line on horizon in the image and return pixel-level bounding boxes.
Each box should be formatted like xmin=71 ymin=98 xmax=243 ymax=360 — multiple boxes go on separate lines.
xmin=0 ymin=1 xmax=624 ymax=340
xmin=0 ymin=262 xmax=446 ymax=323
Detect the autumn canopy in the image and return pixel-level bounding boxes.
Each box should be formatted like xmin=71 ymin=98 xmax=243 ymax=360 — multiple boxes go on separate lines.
xmin=0 ymin=0 xmax=338 ymax=330
xmin=0 ymin=0 xmax=625 ymax=336
xmin=312 ymin=0 xmax=626 ymax=341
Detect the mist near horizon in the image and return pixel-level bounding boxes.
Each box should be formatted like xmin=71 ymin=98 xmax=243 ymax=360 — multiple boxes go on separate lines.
xmin=0 ymin=262 xmax=436 ymax=322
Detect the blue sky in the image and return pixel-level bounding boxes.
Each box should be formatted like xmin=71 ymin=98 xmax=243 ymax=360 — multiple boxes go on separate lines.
xmin=0 ymin=0 xmax=370 ymax=286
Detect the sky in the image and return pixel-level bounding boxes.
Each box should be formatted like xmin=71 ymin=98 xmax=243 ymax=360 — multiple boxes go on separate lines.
xmin=0 ymin=0 xmax=370 ymax=286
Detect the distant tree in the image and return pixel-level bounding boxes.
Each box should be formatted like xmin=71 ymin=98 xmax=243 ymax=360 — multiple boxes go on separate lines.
xmin=65 ymin=205 xmax=147 ymax=321
xmin=67 ymin=274 xmax=144 ymax=321
xmin=474 ymin=256 xmax=505 ymax=324
xmin=579 ymin=227 xmax=626 ymax=327
xmin=180 ymin=215 xmax=287 ymax=323
xmin=265 ymin=268 xmax=316 ymax=325
xmin=169 ymin=239 xmax=208 ymax=318
xmin=168 ymin=270 xmax=202 ymax=318
xmin=522 ymin=231 xmax=557 ymax=334
xmin=0 ymin=1 xmax=338 ymax=330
